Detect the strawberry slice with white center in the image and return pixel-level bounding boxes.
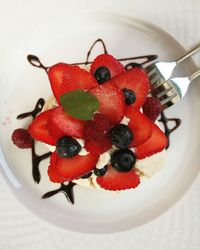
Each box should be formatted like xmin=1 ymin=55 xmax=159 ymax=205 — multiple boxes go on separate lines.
xmin=47 ymin=153 xmax=67 ymax=183
xmin=125 ymin=108 xmax=153 ymax=147
xmin=49 ymin=152 xmax=98 ymax=181
xmin=48 ymin=63 xmax=98 ymax=103
xmin=28 ymin=109 xmax=56 ymax=145
xmin=90 ymin=54 xmax=125 ymax=79
xmin=96 ymin=165 xmax=140 ymax=191
xmin=111 ymin=67 xmax=150 ymax=110
xmin=48 ymin=106 xmax=85 ymax=139
xmin=89 ymin=81 xmax=125 ymax=124
xmin=135 ymin=123 xmax=168 ymax=159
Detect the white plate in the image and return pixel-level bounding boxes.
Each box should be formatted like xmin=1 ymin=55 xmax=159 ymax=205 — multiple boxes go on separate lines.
xmin=0 ymin=10 xmax=200 ymax=234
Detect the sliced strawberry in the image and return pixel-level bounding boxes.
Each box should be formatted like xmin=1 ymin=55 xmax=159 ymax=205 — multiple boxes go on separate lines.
xmin=89 ymin=81 xmax=125 ymax=124
xmin=135 ymin=123 xmax=168 ymax=159
xmin=48 ymin=63 xmax=98 ymax=103
xmin=59 ymin=65 xmax=98 ymax=96
xmin=48 ymin=106 xmax=85 ymax=139
xmin=96 ymin=165 xmax=140 ymax=191
xmin=47 ymin=153 xmax=67 ymax=183
xmin=28 ymin=110 xmax=56 ymax=145
xmin=48 ymin=63 xmax=70 ymax=102
xmin=90 ymin=54 xmax=125 ymax=79
xmin=85 ymin=136 xmax=112 ymax=156
xmin=125 ymin=108 xmax=153 ymax=147
xmin=111 ymin=67 xmax=150 ymax=110
xmin=54 ymin=152 xmax=98 ymax=181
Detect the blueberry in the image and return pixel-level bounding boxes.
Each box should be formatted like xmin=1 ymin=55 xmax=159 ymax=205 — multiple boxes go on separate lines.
xmin=56 ymin=136 xmax=81 ymax=158
xmin=109 ymin=124 xmax=133 ymax=149
xmin=94 ymin=165 xmax=108 ymax=176
xmin=111 ymin=149 xmax=136 ymax=172
xmin=81 ymin=172 xmax=92 ymax=179
xmin=122 ymin=88 xmax=136 ymax=105
xmin=94 ymin=66 xmax=111 ymax=84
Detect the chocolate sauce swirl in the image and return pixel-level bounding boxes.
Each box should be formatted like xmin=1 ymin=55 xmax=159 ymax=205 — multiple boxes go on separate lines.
xmin=42 ymin=182 xmax=76 ymax=204
xmin=159 ymin=111 xmax=181 ymax=149
xmin=17 ymin=98 xmax=52 ymax=183
xmin=27 ymin=55 xmax=49 ymax=72
xmin=27 ymin=39 xmax=157 ymax=70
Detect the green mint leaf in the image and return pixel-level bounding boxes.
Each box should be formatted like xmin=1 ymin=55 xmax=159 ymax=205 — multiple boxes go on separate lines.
xmin=60 ymin=90 xmax=100 ymax=120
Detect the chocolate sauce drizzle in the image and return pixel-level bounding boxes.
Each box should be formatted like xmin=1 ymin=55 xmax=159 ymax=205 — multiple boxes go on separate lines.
xmin=159 ymin=111 xmax=181 ymax=149
xmin=27 ymin=38 xmax=158 ymax=71
xmin=27 ymin=55 xmax=48 ymax=72
xmin=24 ymin=39 xmax=181 ymax=205
xmin=17 ymin=98 xmax=52 ymax=183
xmin=17 ymin=98 xmax=76 ymax=203
xmin=42 ymin=182 xmax=76 ymax=204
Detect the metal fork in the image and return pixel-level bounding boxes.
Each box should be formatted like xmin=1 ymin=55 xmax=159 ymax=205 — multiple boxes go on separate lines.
xmin=145 ymin=43 xmax=200 ymax=88
xmin=151 ymin=69 xmax=200 ymax=109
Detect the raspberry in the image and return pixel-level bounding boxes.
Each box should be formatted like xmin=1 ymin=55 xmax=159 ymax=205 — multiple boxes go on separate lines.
xmin=12 ymin=128 xmax=33 ymax=149
xmin=83 ymin=113 xmax=111 ymax=141
xmin=142 ymin=97 xmax=162 ymax=122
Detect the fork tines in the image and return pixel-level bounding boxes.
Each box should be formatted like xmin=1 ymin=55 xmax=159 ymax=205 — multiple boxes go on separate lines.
xmin=151 ymin=80 xmax=181 ymax=109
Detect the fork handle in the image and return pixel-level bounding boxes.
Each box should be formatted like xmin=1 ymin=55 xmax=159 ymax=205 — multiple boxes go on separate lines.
xmin=188 ymin=69 xmax=200 ymax=82
xmin=176 ymin=43 xmax=200 ymax=64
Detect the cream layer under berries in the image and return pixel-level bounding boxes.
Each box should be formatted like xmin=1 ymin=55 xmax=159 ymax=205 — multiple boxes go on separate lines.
xmin=26 ymin=53 xmax=168 ymax=191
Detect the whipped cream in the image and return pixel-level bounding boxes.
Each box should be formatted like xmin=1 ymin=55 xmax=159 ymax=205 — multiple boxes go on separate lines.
xmin=96 ymin=151 xmax=111 ymax=169
xmin=120 ymin=116 xmax=130 ymax=125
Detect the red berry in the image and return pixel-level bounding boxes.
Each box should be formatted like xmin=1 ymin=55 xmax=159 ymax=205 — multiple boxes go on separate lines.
xmin=53 ymin=152 xmax=98 ymax=181
xmin=83 ymin=113 xmax=111 ymax=140
xmin=48 ymin=63 xmax=98 ymax=103
xmin=90 ymin=54 xmax=125 ymax=80
xmin=142 ymin=97 xmax=162 ymax=122
xmin=47 ymin=153 xmax=67 ymax=183
xmin=48 ymin=106 xmax=85 ymax=139
xmin=135 ymin=123 xmax=168 ymax=159
xmin=111 ymin=67 xmax=150 ymax=110
xmin=28 ymin=110 xmax=56 ymax=145
xmin=85 ymin=136 xmax=112 ymax=156
xmin=48 ymin=63 xmax=70 ymax=102
xmin=125 ymin=108 xmax=153 ymax=147
xmin=12 ymin=128 xmax=33 ymax=149
xmin=96 ymin=165 xmax=140 ymax=191
xmin=89 ymin=81 xmax=125 ymax=124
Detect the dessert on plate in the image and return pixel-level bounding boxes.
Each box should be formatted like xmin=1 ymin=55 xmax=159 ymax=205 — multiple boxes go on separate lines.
xmin=11 ymin=39 xmax=180 ymax=203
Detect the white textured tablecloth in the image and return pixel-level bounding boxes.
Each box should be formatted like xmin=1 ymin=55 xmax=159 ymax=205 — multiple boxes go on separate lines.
xmin=0 ymin=0 xmax=200 ymax=249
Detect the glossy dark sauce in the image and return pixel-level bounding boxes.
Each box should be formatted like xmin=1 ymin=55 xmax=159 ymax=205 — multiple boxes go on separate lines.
xmin=27 ymin=55 xmax=49 ymax=72
xmin=42 ymin=182 xmax=76 ymax=204
xmin=17 ymin=98 xmax=52 ymax=183
xmin=159 ymin=111 xmax=181 ymax=149
xmin=24 ymin=39 xmax=181 ymax=205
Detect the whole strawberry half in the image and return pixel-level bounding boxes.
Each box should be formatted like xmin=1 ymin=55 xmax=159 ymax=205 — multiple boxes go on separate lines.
xmin=90 ymin=54 xmax=125 ymax=80
xmin=48 ymin=106 xmax=85 ymax=139
xmin=28 ymin=109 xmax=56 ymax=145
xmin=48 ymin=152 xmax=67 ymax=183
xmin=135 ymin=123 xmax=168 ymax=159
xmin=48 ymin=63 xmax=98 ymax=103
xmin=96 ymin=165 xmax=140 ymax=191
xmin=125 ymin=108 xmax=153 ymax=147
xmin=50 ymin=152 xmax=98 ymax=181
xmin=111 ymin=67 xmax=150 ymax=110
xmin=89 ymin=81 xmax=125 ymax=124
